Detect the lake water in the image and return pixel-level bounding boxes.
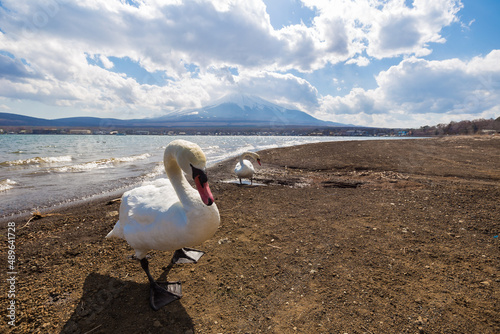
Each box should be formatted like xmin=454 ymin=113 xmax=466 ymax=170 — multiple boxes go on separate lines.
xmin=0 ymin=134 xmax=394 ymax=221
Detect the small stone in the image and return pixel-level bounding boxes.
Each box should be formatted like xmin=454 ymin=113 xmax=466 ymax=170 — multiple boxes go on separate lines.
xmin=218 ymin=238 xmax=230 ymax=244
xmin=154 ymin=320 xmax=161 ymax=327
xmin=106 ymin=211 xmax=119 ymax=217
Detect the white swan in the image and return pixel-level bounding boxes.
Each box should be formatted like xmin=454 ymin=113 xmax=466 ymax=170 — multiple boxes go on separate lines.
xmin=234 ymin=151 xmax=261 ymax=185
xmin=106 ymin=139 xmax=220 ymax=310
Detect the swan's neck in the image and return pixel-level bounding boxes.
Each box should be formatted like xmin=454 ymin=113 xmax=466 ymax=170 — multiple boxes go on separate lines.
xmin=239 ymin=152 xmax=257 ymax=163
xmin=164 ymin=153 xmax=195 ymax=207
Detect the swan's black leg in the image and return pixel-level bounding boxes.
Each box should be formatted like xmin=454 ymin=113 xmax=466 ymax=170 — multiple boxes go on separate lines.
xmin=171 ymin=247 xmax=205 ymax=264
xmin=140 ymin=258 xmax=182 ymax=311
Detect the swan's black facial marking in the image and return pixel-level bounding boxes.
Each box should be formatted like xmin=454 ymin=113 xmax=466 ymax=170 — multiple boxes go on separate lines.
xmin=191 ymin=164 xmax=214 ymax=206
xmin=191 ymin=164 xmax=208 ymax=184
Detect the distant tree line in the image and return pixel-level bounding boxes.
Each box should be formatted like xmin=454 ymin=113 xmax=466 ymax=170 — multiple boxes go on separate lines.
xmin=411 ymin=117 xmax=500 ymax=136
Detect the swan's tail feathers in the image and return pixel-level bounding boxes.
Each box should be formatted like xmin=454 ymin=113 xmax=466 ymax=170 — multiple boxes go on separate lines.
xmin=106 ymin=221 xmax=124 ymax=239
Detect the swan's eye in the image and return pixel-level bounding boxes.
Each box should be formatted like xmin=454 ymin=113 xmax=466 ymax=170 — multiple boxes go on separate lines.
xmin=191 ymin=164 xmax=208 ymax=183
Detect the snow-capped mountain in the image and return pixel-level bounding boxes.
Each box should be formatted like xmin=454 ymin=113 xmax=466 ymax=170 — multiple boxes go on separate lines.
xmin=157 ymin=93 xmax=347 ymax=127
xmin=0 ymin=93 xmax=350 ymax=128
xmin=208 ymin=93 xmax=285 ymax=111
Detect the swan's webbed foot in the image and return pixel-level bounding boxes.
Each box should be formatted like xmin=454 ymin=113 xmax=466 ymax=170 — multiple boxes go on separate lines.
xmin=149 ymin=281 xmax=182 ymax=311
xmin=171 ymin=247 xmax=205 ymax=264
xmin=140 ymin=257 xmax=182 ymax=310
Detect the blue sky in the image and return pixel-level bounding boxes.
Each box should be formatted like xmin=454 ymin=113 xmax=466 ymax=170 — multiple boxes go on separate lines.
xmin=0 ymin=0 xmax=499 ymax=128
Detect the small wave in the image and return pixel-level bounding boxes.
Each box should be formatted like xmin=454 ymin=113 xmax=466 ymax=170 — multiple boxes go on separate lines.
xmin=0 ymin=179 xmax=17 ymax=192
xmin=111 ymin=153 xmax=151 ymax=163
xmin=142 ymin=163 xmax=165 ymax=179
xmin=50 ymin=153 xmax=151 ymax=173
xmin=255 ymin=143 xmax=279 ymax=151
xmin=205 ymin=145 xmax=221 ymax=151
xmin=202 ymin=145 xmax=221 ymax=154
xmin=1 ymin=155 xmax=73 ymax=166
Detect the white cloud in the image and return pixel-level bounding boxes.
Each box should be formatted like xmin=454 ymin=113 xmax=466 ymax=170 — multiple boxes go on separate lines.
xmin=0 ymin=53 xmax=39 ymax=81
xmin=235 ymin=70 xmax=319 ymax=110
xmin=99 ymin=55 xmax=114 ymax=69
xmin=303 ymin=0 xmax=462 ymax=60
xmin=315 ymin=50 xmax=500 ymax=127
xmin=345 ymin=56 xmax=370 ymax=67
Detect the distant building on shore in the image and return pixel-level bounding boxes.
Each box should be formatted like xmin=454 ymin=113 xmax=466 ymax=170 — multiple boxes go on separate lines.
xmin=69 ymin=129 xmax=91 ymax=135
xmin=344 ymin=129 xmax=368 ymax=136
xmin=32 ymin=128 xmax=62 ymax=134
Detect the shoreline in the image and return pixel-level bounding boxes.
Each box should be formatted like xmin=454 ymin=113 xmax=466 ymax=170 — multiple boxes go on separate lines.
xmin=1 ymin=134 xmax=392 ymax=223
xmin=0 ymin=192 xmax=123 ymax=228
xmin=0 ymin=136 xmax=418 ymax=227
xmin=1 ymin=136 xmax=499 ymax=333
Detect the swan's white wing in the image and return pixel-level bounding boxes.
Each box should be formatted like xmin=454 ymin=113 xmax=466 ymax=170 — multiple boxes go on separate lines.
xmin=112 ymin=178 xmax=190 ymax=253
xmin=123 ymin=202 xmax=188 ymax=254
xmin=124 ymin=179 xmax=179 ymax=225
xmin=235 ymin=159 xmax=255 ymax=178
xmin=234 ymin=162 xmax=242 ymax=174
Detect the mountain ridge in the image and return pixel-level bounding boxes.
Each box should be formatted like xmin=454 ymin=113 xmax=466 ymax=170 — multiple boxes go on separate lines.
xmin=0 ymin=94 xmax=352 ymax=128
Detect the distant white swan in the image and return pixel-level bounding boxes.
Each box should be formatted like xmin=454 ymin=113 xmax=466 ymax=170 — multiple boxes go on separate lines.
xmin=234 ymin=151 xmax=261 ymax=185
xmin=106 ymin=140 xmax=220 ymax=310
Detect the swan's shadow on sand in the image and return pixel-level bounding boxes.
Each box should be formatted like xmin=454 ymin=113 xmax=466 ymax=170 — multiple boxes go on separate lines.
xmin=61 ymin=271 xmax=193 ymax=334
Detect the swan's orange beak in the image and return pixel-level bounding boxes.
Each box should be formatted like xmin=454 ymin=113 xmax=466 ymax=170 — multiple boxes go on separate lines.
xmin=194 ymin=175 xmax=214 ymax=206
xmin=257 ymin=159 xmax=261 ymax=166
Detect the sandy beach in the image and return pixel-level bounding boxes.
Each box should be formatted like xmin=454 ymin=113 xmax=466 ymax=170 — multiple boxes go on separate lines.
xmin=1 ymin=136 xmax=499 ymax=333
